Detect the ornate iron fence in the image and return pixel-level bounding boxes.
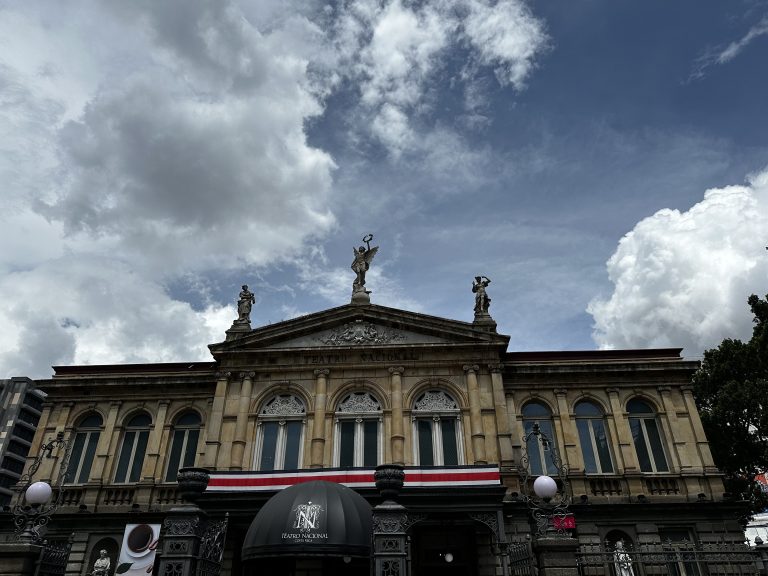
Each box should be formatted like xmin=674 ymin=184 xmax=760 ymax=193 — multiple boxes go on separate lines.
xmin=35 ymin=535 xmax=73 ymax=576
xmin=506 ymin=539 xmax=535 ymax=576
xmin=577 ymin=539 xmax=760 ymax=576
xmin=196 ymin=513 xmax=229 ymax=576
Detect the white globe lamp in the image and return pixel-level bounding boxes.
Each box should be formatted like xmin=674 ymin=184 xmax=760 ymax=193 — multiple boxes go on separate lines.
xmin=25 ymin=481 xmax=53 ymax=506
xmin=533 ymin=475 xmax=558 ymax=501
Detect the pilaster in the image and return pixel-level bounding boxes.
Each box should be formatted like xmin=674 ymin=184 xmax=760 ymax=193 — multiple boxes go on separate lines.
xmin=230 ymin=372 xmax=254 ymax=470
xmin=389 ymin=367 xmax=405 ymax=465
xmin=203 ymin=372 xmax=229 ymax=469
xmin=464 ymin=365 xmax=487 ymax=464
xmin=311 ymin=369 xmax=330 ymax=468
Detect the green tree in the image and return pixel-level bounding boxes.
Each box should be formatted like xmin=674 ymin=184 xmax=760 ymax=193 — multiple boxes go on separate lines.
xmin=692 ymin=293 xmax=768 ymax=516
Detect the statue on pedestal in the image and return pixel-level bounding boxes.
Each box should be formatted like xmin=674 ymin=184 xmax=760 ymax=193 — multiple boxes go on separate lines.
xmin=351 ymin=234 xmax=378 ymax=302
xmin=91 ymin=549 xmax=111 ymax=576
xmin=613 ymin=540 xmax=634 ymax=576
xmin=472 ymin=276 xmax=491 ymax=315
xmin=236 ymin=284 xmax=255 ymax=324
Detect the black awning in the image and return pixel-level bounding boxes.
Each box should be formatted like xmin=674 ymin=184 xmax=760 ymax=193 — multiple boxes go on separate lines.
xmin=242 ymin=480 xmax=372 ymax=559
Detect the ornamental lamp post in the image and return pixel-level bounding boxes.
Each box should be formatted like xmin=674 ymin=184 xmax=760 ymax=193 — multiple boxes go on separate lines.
xmin=12 ymin=431 xmax=72 ymax=544
xmin=520 ymin=422 xmax=573 ymax=538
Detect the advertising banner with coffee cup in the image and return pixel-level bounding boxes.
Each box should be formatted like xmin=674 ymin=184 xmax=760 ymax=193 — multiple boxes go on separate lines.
xmin=117 ymin=523 xmax=160 ymax=575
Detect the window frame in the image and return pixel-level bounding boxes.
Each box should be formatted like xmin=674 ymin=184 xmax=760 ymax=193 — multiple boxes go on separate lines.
xmin=66 ymin=413 xmax=103 ymax=485
xmin=412 ymin=390 xmax=464 ymax=467
xmin=114 ymin=412 xmax=152 ymax=484
xmin=254 ymin=395 xmax=306 ymax=472
xmin=574 ymin=401 xmax=614 ymax=475
xmin=333 ymin=392 xmax=383 ymax=468
xmin=627 ymin=399 xmax=670 ymax=473
xmin=521 ymin=401 xmax=559 ymax=476
xmin=164 ymin=411 xmax=202 ymax=482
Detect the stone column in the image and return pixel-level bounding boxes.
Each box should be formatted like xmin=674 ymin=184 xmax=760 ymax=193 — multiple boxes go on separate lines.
xmin=606 ymin=388 xmax=638 ymax=472
xmin=464 ymin=365 xmax=487 ymax=464
xmin=311 ymin=369 xmax=329 ymax=468
xmin=657 ymin=386 xmax=683 ymax=471
xmin=389 ymin=367 xmax=405 ymax=465
xmin=533 ymin=537 xmax=580 ymax=576
xmin=0 ymin=543 xmax=42 ymax=576
xmin=141 ymin=400 xmax=169 ymax=481
xmin=203 ymin=372 xmax=229 ymax=469
xmin=230 ymin=372 xmax=254 ymax=470
xmin=680 ymin=385 xmax=718 ymax=472
xmin=373 ymin=464 xmax=408 ymax=576
xmin=554 ymin=389 xmax=578 ymax=470
xmin=489 ymin=363 xmax=513 ymax=465
xmin=92 ymin=400 xmax=121 ymax=483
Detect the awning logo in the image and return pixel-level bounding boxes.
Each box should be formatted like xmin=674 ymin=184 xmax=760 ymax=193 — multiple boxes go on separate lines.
xmin=294 ymin=501 xmax=323 ymax=532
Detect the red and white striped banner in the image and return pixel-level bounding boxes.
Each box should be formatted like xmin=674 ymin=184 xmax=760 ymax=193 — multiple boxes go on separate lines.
xmin=207 ymin=465 xmax=500 ymax=492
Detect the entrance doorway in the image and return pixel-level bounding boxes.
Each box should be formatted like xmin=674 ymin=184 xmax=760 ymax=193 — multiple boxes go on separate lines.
xmin=410 ymin=524 xmax=478 ymax=576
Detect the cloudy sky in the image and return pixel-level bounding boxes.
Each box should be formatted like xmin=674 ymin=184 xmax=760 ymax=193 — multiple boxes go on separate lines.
xmin=1 ymin=0 xmax=767 ymax=377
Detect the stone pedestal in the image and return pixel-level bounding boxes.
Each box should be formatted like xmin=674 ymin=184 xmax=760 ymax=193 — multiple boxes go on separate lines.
xmin=0 ymin=542 xmax=43 ymax=576
xmin=225 ymin=321 xmax=251 ymax=341
xmin=351 ymin=289 xmax=371 ymax=305
xmin=473 ymin=313 xmax=497 ymax=331
xmin=534 ymin=537 xmax=579 ymax=576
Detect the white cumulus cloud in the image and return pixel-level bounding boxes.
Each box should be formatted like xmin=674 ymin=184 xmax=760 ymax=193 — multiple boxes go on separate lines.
xmin=589 ymin=168 xmax=768 ymax=355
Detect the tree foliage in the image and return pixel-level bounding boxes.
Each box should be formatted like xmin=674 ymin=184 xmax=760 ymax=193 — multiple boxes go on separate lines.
xmin=692 ymin=293 xmax=768 ymax=515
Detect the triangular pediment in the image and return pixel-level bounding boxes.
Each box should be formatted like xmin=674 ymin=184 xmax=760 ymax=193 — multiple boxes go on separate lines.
xmin=208 ymin=304 xmax=508 ymax=356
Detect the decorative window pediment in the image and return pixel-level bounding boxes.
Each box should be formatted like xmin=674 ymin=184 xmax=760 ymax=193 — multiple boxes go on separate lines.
xmin=414 ymin=390 xmax=458 ymax=412
xmin=337 ymin=392 xmax=381 ymax=413
xmin=261 ymin=394 xmax=305 ymax=416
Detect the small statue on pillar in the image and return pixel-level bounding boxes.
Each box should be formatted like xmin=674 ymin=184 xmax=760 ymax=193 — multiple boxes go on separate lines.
xmin=472 ymin=276 xmax=491 ymax=315
xmin=91 ymin=549 xmax=111 ymax=576
xmin=472 ymin=275 xmax=496 ymax=330
xmin=351 ymin=234 xmax=378 ymax=304
xmin=235 ymin=285 xmax=255 ymax=325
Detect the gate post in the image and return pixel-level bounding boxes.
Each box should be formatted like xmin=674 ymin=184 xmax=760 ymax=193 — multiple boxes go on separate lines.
xmin=0 ymin=542 xmax=41 ymax=576
xmin=373 ymin=464 xmax=408 ymax=576
xmin=155 ymin=467 xmax=210 ymax=576
xmin=533 ymin=537 xmax=579 ymax=576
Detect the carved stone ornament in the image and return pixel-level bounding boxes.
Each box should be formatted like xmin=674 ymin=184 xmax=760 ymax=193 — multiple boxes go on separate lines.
xmin=316 ymin=321 xmax=405 ymax=346
xmin=163 ymin=516 xmax=202 ymax=537
xmin=413 ymin=390 xmax=458 ymax=412
xmin=373 ymin=513 xmax=407 ymax=533
xmin=338 ymin=392 xmax=381 ymax=413
xmin=261 ymin=395 xmax=305 ymax=416
xmin=176 ymin=467 xmax=210 ymax=504
xmin=375 ymin=463 xmax=405 ymax=500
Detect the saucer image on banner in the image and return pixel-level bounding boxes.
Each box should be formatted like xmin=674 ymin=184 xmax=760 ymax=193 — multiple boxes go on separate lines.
xmin=116 ymin=523 xmax=160 ymax=575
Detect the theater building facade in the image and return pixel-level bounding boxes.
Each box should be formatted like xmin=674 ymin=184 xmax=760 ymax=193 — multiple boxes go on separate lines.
xmin=10 ymin=294 xmax=749 ymax=575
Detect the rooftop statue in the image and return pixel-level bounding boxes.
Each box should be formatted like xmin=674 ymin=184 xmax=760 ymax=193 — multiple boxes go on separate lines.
xmin=351 ymin=234 xmax=378 ymax=303
xmin=236 ymin=284 xmax=255 ymax=324
xmin=472 ymin=275 xmax=491 ymax=315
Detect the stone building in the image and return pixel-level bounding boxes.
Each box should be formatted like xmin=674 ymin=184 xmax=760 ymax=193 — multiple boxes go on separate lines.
xmin=5 ymin=278 xmax=749 ymax=576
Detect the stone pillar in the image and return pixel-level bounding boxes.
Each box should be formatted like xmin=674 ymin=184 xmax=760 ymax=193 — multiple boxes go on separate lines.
xmin=389 ymin=367 xmax=405 ymax=465
xmin=141 ymin=400 xmax=169 ymax=481
xmin=311 ymin=369 xmax=329 ymax=468
xmin=230 ymin=372 xmax=254 ymax=470
xmin=464 ymin=365 xmax=487 ymax=464
xmin=156 ymin=468 xmax=210 ymax=576
xmin=489 ymin=363 xmax=513 ymax=465
xmin=657 ymin=386 xmax=683 ymax=471
xmin=0 ymin=543 xmax=42 ymax=576
xmin=554 ymin=389 xmax=578 ymax=470
xmin=203 ymin=372 xmax=229 ymax=469
xmin=606 ymin=388 xmax=638 ymax=472
xmin=373 ymin=464 xmax=408 ymax=576
xmin=534 ymin=537 xmax=580 ymax=576
xmin=92 ymin=400 xmax=121 ymax=483
xmin=680 ymin=385 xmax=718 ymax=472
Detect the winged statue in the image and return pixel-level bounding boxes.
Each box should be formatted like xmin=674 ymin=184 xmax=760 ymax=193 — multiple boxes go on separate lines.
xmin=351 ymin=234 xmax=379 ymax=293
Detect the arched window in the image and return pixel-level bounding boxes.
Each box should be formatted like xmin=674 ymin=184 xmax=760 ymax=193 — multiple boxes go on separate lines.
xmin=334 ymin=392 xmax=382 ymax=467
xmin=115 ymin=412 xmax=152 ymax=483
xmin=412 ymin=390 xmax=462 ymax=466
xmin=522 ymin=401 xmax=558 ymax=476
xmin=66 ymin=413 xmax=102 ymax=484
xmin=627 ymin=398 xmax=669 ymax=472
xmin=165 ymin=411 xmax=202 ymax=482
xmin=256 ymin=395 xmax=305 ymax=471
xmin=575 ymin=400 xmax=614 ymax=474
